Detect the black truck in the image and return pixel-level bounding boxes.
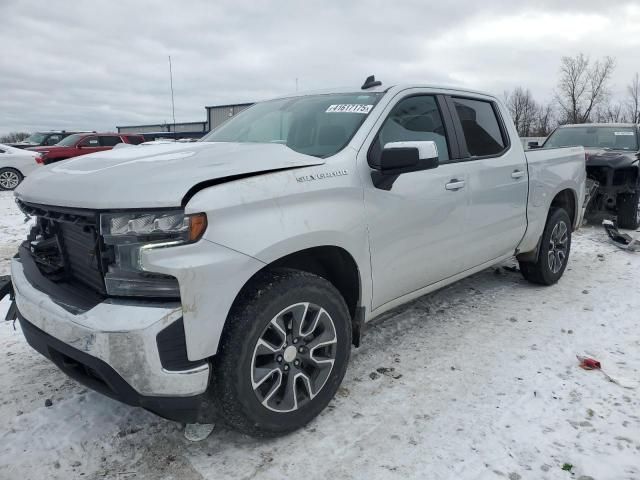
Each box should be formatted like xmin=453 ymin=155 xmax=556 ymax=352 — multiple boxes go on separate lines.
xmin=542 ymin=123 xmax=640 ymax=229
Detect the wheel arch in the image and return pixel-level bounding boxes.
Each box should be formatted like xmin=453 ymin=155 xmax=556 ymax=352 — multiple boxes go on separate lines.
xmin=229 ymin=245 xmax=364 ymax=347
xmin=550 ymin=188 xmax=578 ymax=230
xmin=517 ymin=187 xmax=578 ymax=263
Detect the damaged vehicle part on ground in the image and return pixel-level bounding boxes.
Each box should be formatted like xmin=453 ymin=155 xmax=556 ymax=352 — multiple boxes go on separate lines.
xmin=7 ymin=78 xmax=586 ymax=436
xmin=543 ymin=123 xmax=640 ymax=229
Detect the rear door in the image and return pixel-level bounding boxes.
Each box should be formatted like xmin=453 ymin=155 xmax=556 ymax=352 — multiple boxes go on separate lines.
xmin=362 ymin=92 xmax=470 ymax=310
xmin=447 ymin=96 xmax=528 ymax=270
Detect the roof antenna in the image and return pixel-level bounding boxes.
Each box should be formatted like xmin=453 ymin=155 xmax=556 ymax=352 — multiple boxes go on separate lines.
xmin=361 ymin=75 xmax=382 ymax=90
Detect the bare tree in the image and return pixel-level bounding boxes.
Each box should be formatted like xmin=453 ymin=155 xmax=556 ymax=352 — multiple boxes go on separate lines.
xmin=504 ymin=87 xmax=539 ymax=136
xmin=555 ymin=53 xmax=615 ymax=124
xmin=532 ymin=102 xmax=556 ymax=137
xmin=626 ymin=72 xmax=640 ymax=124
xmin=595 ymin=101 xmax=627 ymax=123
xmin=0 ymin=132 xmax=30 ymax=143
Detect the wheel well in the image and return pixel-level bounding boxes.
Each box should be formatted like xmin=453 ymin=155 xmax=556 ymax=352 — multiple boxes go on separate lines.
xmin=268 ymin=246 xmax=361 ymax=320
xmin=550 ymin=189 xmax=577 ymax=229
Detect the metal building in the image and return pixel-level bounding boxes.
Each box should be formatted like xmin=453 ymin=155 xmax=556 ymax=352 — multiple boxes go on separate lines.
xmin=114 ymin=102 xmax=254 ymax=140
xmin=205 ymin=103 xmax=253 ymax=131
xmin=117 ymin=121 xmax=208 ymax=136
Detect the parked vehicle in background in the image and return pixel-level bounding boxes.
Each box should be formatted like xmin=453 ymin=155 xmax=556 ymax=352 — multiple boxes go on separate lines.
xmin=8 ymin=79 xmax=585 ymax=437
xmin=27 ymin=133 xmax=145 ymax=164
xmin=543 ymin=123 xmax=640 ymax=229
xmin=8 ymin=131 xmax=89 ymax=149
xmin=0 ymin=144 xmax=43 ymax=190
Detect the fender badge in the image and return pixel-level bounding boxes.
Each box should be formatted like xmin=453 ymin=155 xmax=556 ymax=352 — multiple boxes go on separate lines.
xmin=296 ymin=169 xmax=348 ymax=183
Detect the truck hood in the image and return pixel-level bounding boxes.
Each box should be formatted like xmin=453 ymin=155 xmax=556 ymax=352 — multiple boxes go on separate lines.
xmin=585 ymin=149 xmax=639 ymax=169
xmin=15 ymin=142 xmax=325 ymax=209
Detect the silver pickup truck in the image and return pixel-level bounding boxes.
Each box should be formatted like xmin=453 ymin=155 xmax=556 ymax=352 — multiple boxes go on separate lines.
xmin=9 ymin=78 xmax=585 ymax=436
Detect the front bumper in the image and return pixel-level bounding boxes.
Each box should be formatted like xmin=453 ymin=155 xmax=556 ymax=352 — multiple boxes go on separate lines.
xmin=11 ymin=257 xmax=212 ymax=421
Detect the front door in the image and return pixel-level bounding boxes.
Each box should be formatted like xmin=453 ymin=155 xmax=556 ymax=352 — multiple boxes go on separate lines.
xmin=362 ymin=94 xmax=469 ymax=310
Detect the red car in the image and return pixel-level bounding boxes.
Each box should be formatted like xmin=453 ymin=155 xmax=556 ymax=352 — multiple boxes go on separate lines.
xmin=28 ymin=133 xmax=144 ymax=164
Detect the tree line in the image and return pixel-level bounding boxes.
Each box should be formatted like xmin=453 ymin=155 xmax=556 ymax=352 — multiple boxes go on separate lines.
xmin=0 ymin=131 xmax=30 ymax=143
xmin=505 ymin=53 xmax=640 ymax=137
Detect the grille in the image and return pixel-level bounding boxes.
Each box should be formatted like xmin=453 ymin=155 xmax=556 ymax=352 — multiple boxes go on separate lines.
xmin=19 ymin=201 xmax=106 ymax=294
xmin=58 ymin=221 xmax=106 ymax=293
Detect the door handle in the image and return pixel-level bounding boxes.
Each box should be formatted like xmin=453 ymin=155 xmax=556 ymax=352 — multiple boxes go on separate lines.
xmin=511 ymin=170 xmax=526 ymax=179
xmin=445 ymin=179 xmax=465 ymax=191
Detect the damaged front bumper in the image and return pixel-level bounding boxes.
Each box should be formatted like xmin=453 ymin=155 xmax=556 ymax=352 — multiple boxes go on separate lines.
xmin=10 ymin=257 xmax=212 ymax=422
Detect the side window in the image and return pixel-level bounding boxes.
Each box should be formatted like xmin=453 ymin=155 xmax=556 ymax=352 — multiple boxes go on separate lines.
xmin=452 ymin=97 xmax=507 ymax=157
xmin=375 ymin=95 xmax=450 ymax=163
xmin=100 ymin=135 xmax=123 ymax=147
xmin=46 ymin=134 xmax=62 ymax=145
xmin=79 ymin=136 xmax=99 ymax=147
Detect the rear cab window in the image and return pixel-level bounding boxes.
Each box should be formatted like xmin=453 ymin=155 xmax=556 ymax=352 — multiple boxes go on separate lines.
xmin=451 ymin=97 xmax=508 ymax=158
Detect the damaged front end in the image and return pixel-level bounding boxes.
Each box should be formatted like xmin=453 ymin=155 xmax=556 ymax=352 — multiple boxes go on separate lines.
xmin=7 ymin=200 xmax=213 ymax=422
xmin=584 ymin=151 xmax=639 ymax=218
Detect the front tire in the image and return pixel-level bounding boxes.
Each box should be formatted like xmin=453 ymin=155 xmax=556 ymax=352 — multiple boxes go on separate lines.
xmin=0 ymin=167 xmax=23 ymax=190
xmin=519 ymin=207 xmax=572 ymax=285
xmin=617 ymin=191 xmax=640 ymax=230
xmin=211 ymin=269 xmax=352 ymax=437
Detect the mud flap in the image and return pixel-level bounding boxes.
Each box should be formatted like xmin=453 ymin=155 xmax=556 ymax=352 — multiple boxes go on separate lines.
xmin=603 ymin=220 xmax=640 ymax=251
xmin=0 ymin=275 xmax=17 ymax=321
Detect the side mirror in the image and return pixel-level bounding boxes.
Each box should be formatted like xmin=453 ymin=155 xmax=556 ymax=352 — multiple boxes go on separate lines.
xmin=527 ymin=141 xmax=541 ymax=149
xmin=378 ymin=141 xmax=439 ymax=174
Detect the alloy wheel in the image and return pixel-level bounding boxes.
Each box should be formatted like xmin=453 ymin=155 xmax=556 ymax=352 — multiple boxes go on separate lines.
xmin=251 ymin=302 xmax=337 ymax=413
xmin=548 ymin=220 xmax=568 ymax=274
xmin=0 ymin=170 xmax=20 ymax=190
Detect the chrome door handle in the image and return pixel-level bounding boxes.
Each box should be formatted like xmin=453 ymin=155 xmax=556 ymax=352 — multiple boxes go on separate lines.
xmin=445 ymin=180 xmax=466 ymax=191
xmin=511 ymin=170 xmax=525 ymax=179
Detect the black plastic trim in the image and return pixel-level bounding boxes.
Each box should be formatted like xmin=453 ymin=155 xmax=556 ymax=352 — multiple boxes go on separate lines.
xmin=19 ymin=314 xmax=210 ymax=423
xmin=157 ymin=318 xmax=207 ymax=371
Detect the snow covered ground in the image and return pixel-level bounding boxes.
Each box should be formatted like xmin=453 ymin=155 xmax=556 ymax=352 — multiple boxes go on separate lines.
xmin=0 ymin=190 xmax=638 ymax=480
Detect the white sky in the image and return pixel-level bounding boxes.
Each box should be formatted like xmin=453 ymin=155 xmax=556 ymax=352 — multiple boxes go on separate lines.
xmin=1 ymin=0 xmax=639 ymax=135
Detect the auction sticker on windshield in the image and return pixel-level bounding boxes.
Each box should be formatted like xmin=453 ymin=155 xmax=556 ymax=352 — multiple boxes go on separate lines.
xmin=326 ymin=104 xmax=373 ymax=114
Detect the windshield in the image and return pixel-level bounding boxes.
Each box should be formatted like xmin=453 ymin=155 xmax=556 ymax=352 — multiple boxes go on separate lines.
xmin=23 ymin=133 xmax=46 ymax=144
xmin=55 ymin=134 xmax=84 ymax=147
xmin=545 ymin=126 xmax=638 ymax=151
xmin=200 ymin=93 xmax=383 ymax=158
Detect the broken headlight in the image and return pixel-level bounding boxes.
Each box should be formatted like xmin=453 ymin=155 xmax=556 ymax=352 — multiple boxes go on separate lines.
xmin=100 ymin=211 xmax=207 ymax=297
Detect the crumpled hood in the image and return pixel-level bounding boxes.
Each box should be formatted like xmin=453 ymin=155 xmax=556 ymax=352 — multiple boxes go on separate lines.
xmin=15 ymin=142 xmax=324 ymax=209
xmin=585 ymin=149 xmax=639 ymax=169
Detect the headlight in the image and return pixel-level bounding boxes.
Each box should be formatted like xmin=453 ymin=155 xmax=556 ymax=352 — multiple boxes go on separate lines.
xmin=100 ymin=211 xmax=207 ymax=297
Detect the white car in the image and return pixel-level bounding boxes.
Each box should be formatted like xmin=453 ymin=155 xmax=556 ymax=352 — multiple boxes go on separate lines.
xmin=0 ymin=144 xmax=42 ymax=190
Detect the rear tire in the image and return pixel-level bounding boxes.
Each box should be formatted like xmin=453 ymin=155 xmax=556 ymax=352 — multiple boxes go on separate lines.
xmin=617 ymin=191 xmax=640 ymax=230
xmin=210 ymin=269 xmax=352 ymax=437
xmin=0 ymin=168 xmax=23 ymax=190
xmin=519 ymin=208 xmax=572 ymax=285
